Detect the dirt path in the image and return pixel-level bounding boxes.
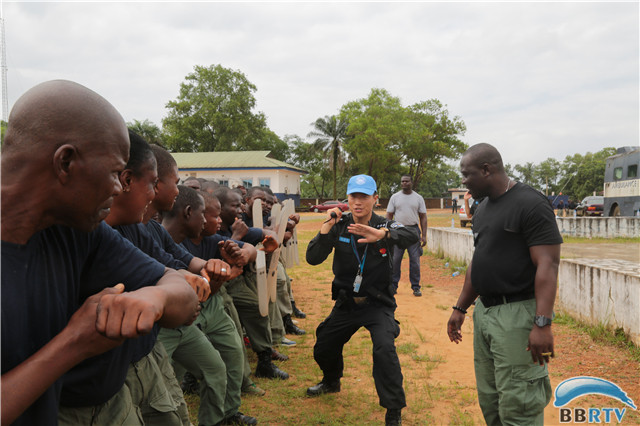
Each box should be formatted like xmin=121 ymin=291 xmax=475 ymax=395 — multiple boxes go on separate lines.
xmin=230 ymin=215 xmax=640 ymax=425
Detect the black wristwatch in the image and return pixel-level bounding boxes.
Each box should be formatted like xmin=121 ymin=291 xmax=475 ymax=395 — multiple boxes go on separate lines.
xmin=534 ymin=315 xmax=552 ymax=328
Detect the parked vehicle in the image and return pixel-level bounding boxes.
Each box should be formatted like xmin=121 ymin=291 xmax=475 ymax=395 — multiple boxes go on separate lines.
xmin=575 ymin=196 xmax=604 ymax=216
xmin=309 ymin=200 xmax=350 ymax=212
xmin=603 ymin=146 xmax=640 ymax=217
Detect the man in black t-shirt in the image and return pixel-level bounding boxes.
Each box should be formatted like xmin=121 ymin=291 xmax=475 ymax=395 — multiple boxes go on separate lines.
xmin=447 ymin=143 xmax=562 ymax=426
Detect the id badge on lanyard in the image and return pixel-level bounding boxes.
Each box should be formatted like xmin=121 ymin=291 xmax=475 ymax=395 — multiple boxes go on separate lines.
xmin=350 ymin=235 xmax=367 ymax=294
xmin=353 ymin=273 xmax=362 ymax=293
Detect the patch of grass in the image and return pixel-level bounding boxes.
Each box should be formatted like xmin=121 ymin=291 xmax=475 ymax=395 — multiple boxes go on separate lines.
xmin=450 ymin=406 xmax=477 ymax=425
xmin=562 ymin=236 xmax=640 ymax=244
xmin=397 ymin=342 xmax=419 ymax=355
xmin=555 ymin=313 xmax=640 ymax=362
xmin=435 ymin=304 xmax=449 ymax=311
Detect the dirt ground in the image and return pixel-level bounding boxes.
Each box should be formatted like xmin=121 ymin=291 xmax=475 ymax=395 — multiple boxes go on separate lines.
xmin=278 ymin=216 xmax=640 ymax=425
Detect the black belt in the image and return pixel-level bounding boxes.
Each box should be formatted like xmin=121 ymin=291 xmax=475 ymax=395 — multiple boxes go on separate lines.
xmin=480 ymin=292 xmax=535 ymax=307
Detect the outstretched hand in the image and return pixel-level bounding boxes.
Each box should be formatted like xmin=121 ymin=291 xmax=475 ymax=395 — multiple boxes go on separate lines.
xmin=347 ymin=223 xmax=385 ymax=243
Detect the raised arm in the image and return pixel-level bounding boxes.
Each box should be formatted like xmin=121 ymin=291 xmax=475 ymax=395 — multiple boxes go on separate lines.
xmin=306 ymin=208 xmax=340 ymax=265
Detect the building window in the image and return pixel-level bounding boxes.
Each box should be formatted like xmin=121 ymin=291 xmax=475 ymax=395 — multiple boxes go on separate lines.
xmin=259 ymin=178 xmax=270 ymax=188
xmin=628 ymin=165 xmax=638 ymax=179
xmin=242 ymin=178 xmax=253 ymax=188
xmin=219 ymin=180 xmax=229 ymax=187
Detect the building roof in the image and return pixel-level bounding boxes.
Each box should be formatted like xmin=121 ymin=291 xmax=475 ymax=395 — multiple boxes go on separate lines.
xmin=170 ymin=151 xmax=307 ymax=174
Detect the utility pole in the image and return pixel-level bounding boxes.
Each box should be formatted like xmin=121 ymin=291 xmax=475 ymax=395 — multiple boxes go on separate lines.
xmin=1 ymin=3 xmax=8 ymax=123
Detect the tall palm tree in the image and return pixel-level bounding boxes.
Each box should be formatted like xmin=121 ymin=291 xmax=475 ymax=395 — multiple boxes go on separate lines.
xmin=307 ymin=115 xmax=348 ymax=200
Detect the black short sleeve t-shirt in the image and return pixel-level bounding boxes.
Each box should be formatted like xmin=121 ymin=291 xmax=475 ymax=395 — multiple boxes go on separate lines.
xmin=181 ymin=235 xmax=244 ymax=260
xmin=470 ymin=183 xmax=563 ymax=296
xmin=2 ymin=222 xmax=165 ymax=424
xmin=145 ymin=220 xmax=194 ymax=267
xmin=62 ymin=222 xmax=191 ymax=408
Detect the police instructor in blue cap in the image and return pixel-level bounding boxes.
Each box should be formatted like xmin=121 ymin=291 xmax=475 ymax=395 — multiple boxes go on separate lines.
xmin=305 ymin=175 xmax=419 ymax=426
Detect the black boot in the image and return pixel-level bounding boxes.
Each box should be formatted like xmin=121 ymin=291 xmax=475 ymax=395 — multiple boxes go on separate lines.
xmin=255 ymin=350 xmax=289 ymax=380
xmin=271 ymin=348 xmax=289 ymax=361
xmin=221 ymin=411 xmax=258 ymax=425
xmin=385 ymin=409 xmax=402 ymax=426
xmin=283 ymin=314 xmax=306 ymax=335
xmin=291 ymin=301 xmax=306 ymax=318
xmin=306 ymin=378 xmax=341 ymax=396
xmin=180 ymin=371 xmax=199 ymax=395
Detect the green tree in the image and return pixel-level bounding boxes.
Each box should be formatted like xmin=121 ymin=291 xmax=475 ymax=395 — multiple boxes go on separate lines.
xmin=514 ymin=162 xmax=537 ymax=187
xmin=413 ymin=162 xmax=462 ymax=197
xmin=557 ymin=147 xmax=616 ymax=201
xmin=162 ymin=64 xmax=285 ymax=159
xmin=127 ymin=119 xmax=163 ymax=145
xmin=339 ymin=89 xmax=406 ymax=197
xmin=307 ymin=115 xmax=349 ymax=200
xmin=535 ymin=158 xmax=562 ymax=196
xmin=400 ymin=100 xmax=467 ymax=189
xmin=286 ymin=134 xmax=332 ymax=198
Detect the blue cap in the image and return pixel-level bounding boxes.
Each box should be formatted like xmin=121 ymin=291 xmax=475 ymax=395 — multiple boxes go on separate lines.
xmin=347 ymin=174 xmax=377 ymax=195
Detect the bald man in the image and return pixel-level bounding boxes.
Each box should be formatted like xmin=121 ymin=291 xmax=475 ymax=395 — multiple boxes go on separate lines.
xmin=1 ymin=80 xmax=198 ymax=425
xmin=447 ymin=143 xmax=562 ymax=426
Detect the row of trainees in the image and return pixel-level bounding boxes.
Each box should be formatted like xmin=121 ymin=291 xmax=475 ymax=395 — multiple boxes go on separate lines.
xmin=0 ymin=80 xmax=304 ymax=426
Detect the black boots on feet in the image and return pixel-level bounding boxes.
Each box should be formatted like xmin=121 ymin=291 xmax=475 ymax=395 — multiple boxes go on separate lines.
xmin=283 ymin=314 xmax=306 ymax=335
xmin=306 ymin=378 xmax=341 ymax=396
xmin=255 ymin=350 xmax=289 ymax=380
xmin=291 ymin=301 xmax=306 ymax=318
xmin=385 ymin=409 xmax=402 ymax=426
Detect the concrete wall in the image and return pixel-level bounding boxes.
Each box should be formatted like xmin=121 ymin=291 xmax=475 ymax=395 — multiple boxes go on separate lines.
xmin=555 ymin=217 xmax=640 ymax=238
xmin=427 ymin=227 xmax=474 ymax=264
xmin=557 ymin=259 xmax=640 ymax=345
xmin=427 ymin=227 xmax=640 ymax=344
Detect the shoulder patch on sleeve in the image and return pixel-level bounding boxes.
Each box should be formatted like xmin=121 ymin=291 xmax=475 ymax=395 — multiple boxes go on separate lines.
xmin=389 ymin=222 xmax=404 ymax=229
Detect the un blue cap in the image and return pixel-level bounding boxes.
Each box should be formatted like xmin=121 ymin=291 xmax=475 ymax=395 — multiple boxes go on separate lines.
xmin=347 ymin=174 xmax=377 ymax=195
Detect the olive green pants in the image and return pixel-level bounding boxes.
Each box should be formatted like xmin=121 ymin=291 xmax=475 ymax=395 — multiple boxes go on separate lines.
xmin=193 ymin=292 xmax=244 ymax=418
xmin=473 ymin=298 xmax=552 ymax=426
xmin=58 ymin=341 xmax=188 ymax=426
xmin=225 ymin=272 xmax=272 ymax=353
xmin=159 ymin=324 xmax=227 ymax=426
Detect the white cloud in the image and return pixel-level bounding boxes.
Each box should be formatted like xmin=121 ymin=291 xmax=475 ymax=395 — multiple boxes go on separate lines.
xmin=4 ymin=1 xmax=638 ymax=166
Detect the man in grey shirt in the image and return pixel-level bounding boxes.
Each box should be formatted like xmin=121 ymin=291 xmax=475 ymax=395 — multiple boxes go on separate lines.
xmin=386 ymin=175 xmax=428 ymax=296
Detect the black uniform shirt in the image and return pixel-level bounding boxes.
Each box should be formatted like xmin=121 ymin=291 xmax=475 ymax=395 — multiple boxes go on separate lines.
xmin=306 ymin=213 xmax=419 ymax=303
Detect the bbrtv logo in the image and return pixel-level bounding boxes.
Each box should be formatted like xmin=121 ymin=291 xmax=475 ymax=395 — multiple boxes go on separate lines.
xmin=554 ymin=377 xmax=637 ymax=423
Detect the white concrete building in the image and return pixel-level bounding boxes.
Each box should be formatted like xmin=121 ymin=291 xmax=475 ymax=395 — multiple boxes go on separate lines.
xmin=171 ymin=151 xmax=307 ymax=206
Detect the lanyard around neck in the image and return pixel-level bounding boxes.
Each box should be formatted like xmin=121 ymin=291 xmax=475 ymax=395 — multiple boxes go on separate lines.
xmin=350 ymin=234 xmax=368 ymax=275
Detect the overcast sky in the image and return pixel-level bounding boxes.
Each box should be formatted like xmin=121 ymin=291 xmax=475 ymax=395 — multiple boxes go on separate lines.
xmin=3 ymin=1 xmax=638 ymax=166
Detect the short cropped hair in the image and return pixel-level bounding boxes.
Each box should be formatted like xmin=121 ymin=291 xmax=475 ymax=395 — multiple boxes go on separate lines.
xmin=127 ymin=130 xmax=156 ymax=177
xmin=150 ymin=144 xmax=177 ymax=180
xmin=165 ymin=185 xmax=204 ymax=219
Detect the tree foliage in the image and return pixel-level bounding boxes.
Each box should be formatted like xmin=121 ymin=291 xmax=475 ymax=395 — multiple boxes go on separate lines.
xmin=338 ymin=89 xmax=467 ymax=197
xmin=400 ymin=100 xmax=467 ymax=190
xmin=307 ymin=115 xmax=349 ymax=200
xmin=507 ymin=147 xmax=615 ymax=201
xmin=162 ymin=64 xmax=286 ymax=160
xmin=127 ymin=119 xmax=163 ymax=145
